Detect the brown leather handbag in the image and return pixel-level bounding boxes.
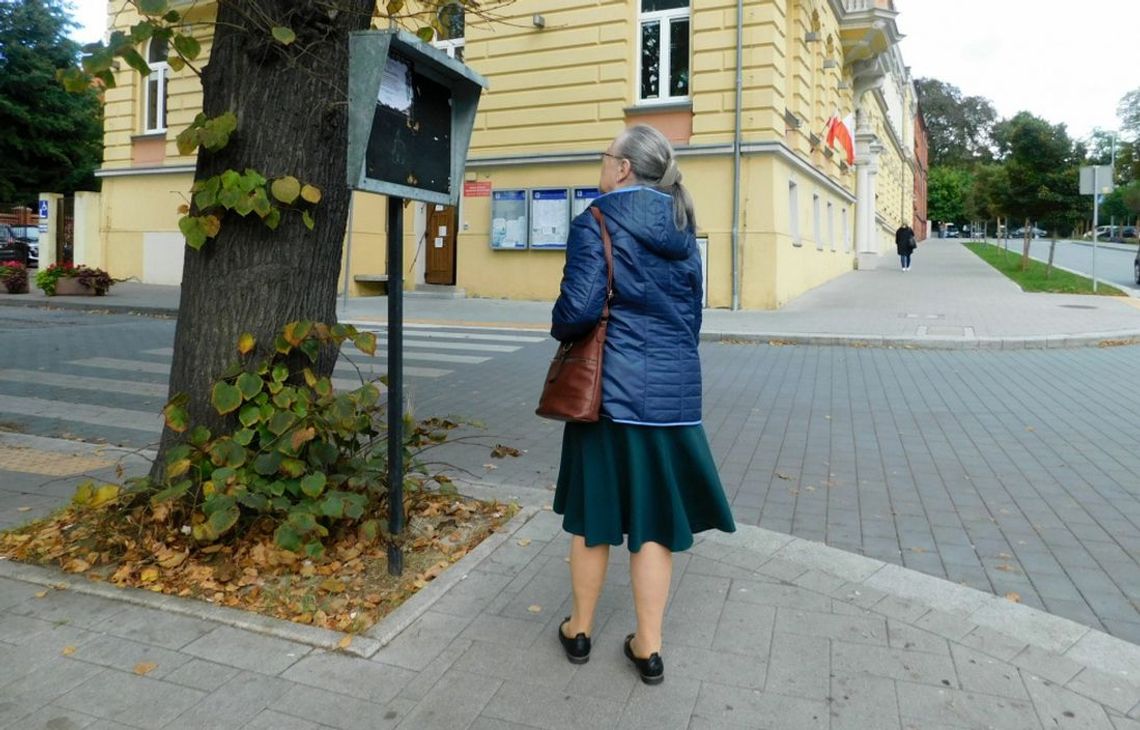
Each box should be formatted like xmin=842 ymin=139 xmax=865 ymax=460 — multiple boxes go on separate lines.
xmin=535 ymin=207 xmax=614 ymax=422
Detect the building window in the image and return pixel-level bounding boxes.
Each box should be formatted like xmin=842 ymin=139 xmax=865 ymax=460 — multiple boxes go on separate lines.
xmin=432 ymin=2 xmax=465 ymax=61
xmin=789 ymin=181 xmax=801 ymax=246
xmin=638 ymin=0 xmax=690 ymax=103
xmin=827 ymin=202 xmax=835 ymax=250
xmin=813 ymin=193 xmax=822 ymax=250
xmin=143 ymin=37 xmax=168 ymax=133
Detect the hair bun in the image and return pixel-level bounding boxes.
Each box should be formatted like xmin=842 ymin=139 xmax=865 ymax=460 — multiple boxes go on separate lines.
xmin=659 ymin=161 xmax=680 ymax=187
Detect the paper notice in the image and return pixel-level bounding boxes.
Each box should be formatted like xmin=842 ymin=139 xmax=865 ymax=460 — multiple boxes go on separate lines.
xmin=378 ymin=56 xmax=413 ymax=113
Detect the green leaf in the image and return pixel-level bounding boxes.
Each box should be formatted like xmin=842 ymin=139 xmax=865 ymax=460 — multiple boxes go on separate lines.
xmin=188 ymin=425 xmax=212 ymax=447
xmin=163 ymin=9 xmax=181 ymax=22
xmin=207 ymin=504 xmax=240 ymax=537
xmin=319 ymin=492 xmax=344 ymax=518
xmin=272 ymin=363 xmax=289 ymax=383
xmin=236 ymin=491 xmax=269 ymax=512
xmin=302 ymin=210 xmax=315 ymax=231
xmin=233 ymin=428 xmax=255 ymax=446
xmin=280 ymin=458 xmax=306 ymax=478
xmin=300 ymin=472 xmax=327 ymax=498
xmin=300 ymin=184 xmax=322 ymax=204
xmin=173 ymin=33 xmax=201 ymax=60
xmin=271 ymin=176 xmax=301 ymax=204
xmin=268 ymin=411 xmax=296 ymax=436
xmin=120 ymin=47 xmax=151 ymax=75
xmin=178 ymin=215 xmax=208 ymax=250
xmin=386 ymin=0 xmax=405 ymax=15
xmin=209 ymin=439 xmax=247 ymax=468
xmin=162 ymin=396 xmax=190 ymax=433
xmin=416 ymin=26 xmax=435 ymax=43
xmin=151 ymin=480 xmax=191 ymax=504
xmin=138 ymin=0 xmax=169 ymax=16
xmin=251 ymin=190 xmax=272 ymax=218
xmin=211 ymin=382 xmax=243 ymax=415
xmin=303 ymin=541 xmax=325 ymax=559
xmin=272 ymin=389 xmax=294 ymax=409
xmin=271 ymin=26 xmax=297 ymax=45
xmin=211 ymin=467 xmax=236 ymax=483
xmin=236 ymin=372 xmax=263 ymax=400
xmin=221 ymin=169 xmax=241 ymax=189
xmin=238 ymin=403 xmax=262 ymax=428
xmin=299 ymin=338 xmax=320 ymax=364
xmin=353 ymin=332 xmax=377 ymax=356
xmin=287 ymin=511 xmax=319 ymax=533
xmin=253 ymin=451 xmax=282 ymax=476
xmin=167 ymin=56 xmax=186 ymax=72
xmin=234 ymin=192 xmax=255 ymax=217
xmin=342 ymin=493 xmax=366 ymax=520
xmin=264 ymin=208 xmax=282 ymax=230
xmin=274 ymin=523 xmax=302 ymax=552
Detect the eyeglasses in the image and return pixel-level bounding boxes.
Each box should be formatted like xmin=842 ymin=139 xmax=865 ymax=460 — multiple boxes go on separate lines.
xmin=601 ymin=152 xmax=624 ymax=162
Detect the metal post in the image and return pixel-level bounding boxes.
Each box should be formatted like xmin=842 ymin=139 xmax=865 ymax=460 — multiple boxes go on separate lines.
xmin=729 ymin=0 xmax=743 ymax=310
xmin=1092 ymin=167 xmax=1099 ymax=293
xmin=386 ymin=196 xmax=405 ymax=576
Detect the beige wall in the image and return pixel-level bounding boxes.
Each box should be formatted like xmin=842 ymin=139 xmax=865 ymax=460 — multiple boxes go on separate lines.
xmin=96 ymin=0 xmax=911 ymax=309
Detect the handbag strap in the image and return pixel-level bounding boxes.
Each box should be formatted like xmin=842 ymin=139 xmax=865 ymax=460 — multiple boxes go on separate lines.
xmin=589 ymin=206 xmax=614 ymax=320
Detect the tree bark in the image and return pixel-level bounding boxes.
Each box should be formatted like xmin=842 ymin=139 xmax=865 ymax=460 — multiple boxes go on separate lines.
xmin=151 ymin=0 xmax=375 ymax=479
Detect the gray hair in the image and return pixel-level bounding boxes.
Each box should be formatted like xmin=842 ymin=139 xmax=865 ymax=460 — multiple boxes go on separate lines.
xmin=613 ymin=124 xmax=696 ymax=231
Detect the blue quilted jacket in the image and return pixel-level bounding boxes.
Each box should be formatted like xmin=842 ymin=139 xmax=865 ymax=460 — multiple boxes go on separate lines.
xmin=551 ymin=186 xmax=703 ymax=426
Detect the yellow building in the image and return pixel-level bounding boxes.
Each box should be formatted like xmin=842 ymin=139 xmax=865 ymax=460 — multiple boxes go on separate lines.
xmin=92 ymin=0 xmax=918 ymax=310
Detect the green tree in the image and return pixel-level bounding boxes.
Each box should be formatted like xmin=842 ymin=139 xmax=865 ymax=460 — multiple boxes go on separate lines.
xmin=0 ymin=0 xmax=102 ymax=204
xmin=915 ymin=78 xmax=998 ymax=168
xmin=965 ymin=163 xmax=1008 ymax=231
xmin=927 ymin=165 xmax=971 ymax=225
xmin=71 ymin=0 xmax=495 ymax=475
xmin=992 ymin=112 xmax=1084 ymax=236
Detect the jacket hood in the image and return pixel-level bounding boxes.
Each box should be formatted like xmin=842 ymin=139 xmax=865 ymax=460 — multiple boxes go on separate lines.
xmin=594 ymin=187 xmax=693 ymax=260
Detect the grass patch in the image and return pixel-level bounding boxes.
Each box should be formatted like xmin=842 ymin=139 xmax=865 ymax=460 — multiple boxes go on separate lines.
xmin=963 ymin=241 xmax=1126 ymax=296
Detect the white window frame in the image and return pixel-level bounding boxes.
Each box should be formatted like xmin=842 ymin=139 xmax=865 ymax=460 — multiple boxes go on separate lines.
xmin=812 ymin=193 xmax=822 ymax=250
xmin=827 ymin=202 xmax=834 ymax=251
xmin=789 ymin=181 xmax=801 ymax=247
xmin=433 ymin=37 xmax=465 ymax=60
xmin=636 ymin=2 xmax=691 ymax=105
xmin=143 ymin=38 xmax=168 ymax=133
xmin=842 ymin=207 xmax=850 ymax=252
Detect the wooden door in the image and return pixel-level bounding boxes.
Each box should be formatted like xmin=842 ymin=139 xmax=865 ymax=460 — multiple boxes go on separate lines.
xmin=425 ymin=205 xmax=457 ymax=285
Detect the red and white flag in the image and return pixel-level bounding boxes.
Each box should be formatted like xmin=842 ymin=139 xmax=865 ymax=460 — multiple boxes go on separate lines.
xmin=825 ymin=113 xmax=855 ymax=165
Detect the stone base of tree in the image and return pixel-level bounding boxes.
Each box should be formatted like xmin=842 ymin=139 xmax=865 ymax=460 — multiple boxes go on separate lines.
xmin=52 ymin=278 xmax=99 ymax=296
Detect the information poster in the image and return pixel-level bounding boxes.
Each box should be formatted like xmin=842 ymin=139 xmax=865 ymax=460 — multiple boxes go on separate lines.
xmin=490 ymin=190 xmax=527 ymax=250
xmin=572 ymin=187 xmax=600 ymax=219
xmin=529 ymin=188 xmax=570 ymax=249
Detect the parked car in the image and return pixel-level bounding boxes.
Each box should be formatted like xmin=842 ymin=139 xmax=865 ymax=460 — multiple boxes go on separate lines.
xmin=0 ymin=224 xmax=32 ymax=267
xmin=941 ymin=223 xmax=959 ymax=238
xmin=9 ymin=225 xmax=38 ymax=267
xmin=1084 ymin=225 xmax=1132 ymax=241
xmin=1011 ymin=226 xmax=1046 ymax=239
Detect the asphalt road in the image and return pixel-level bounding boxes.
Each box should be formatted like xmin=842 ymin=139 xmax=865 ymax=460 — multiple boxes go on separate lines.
xmin=1 ymin=307 xmax=1139 ymax=643
xmin=980 ymin=237 xmax=1140 ymax=293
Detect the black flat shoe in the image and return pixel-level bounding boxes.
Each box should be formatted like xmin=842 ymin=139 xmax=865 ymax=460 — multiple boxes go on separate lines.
xmin=558 ymin=617 xmax=590 ymax=664
xmin=623 ymin=634 xmax=664 ymax=685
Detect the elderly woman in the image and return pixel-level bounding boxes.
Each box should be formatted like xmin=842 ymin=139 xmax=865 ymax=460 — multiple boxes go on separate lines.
xmin=550 ymin=124 xmax=735 ymax=685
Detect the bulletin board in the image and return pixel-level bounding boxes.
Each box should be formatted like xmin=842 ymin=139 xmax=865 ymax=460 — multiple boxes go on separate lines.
xmin=490 ymin=190 xmax=528 ymax=250
xmin=529 ymin=188 xmax=571 ymax=249
xmin=572 ymin=187 xmax=600 ymax=219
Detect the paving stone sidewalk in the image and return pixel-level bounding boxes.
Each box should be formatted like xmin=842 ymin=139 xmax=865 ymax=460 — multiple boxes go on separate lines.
xmin=2 ymin=499 xmax=1140 ymax=729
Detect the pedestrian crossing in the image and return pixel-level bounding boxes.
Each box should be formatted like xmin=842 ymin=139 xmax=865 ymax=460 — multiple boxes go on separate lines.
xmin=0 ymin=324 xmax=547 ymax=446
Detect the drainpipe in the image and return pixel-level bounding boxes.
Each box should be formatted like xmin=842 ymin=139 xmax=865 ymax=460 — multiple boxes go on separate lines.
xmin=730 ymin=0 xmax=743 ymax=310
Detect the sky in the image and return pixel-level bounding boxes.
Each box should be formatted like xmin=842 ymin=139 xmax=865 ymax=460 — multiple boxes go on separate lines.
xmin=70 ymin=0 xmax=1138 ymax=143
xmin=897 ymin=0 xmax=1140 ymax=142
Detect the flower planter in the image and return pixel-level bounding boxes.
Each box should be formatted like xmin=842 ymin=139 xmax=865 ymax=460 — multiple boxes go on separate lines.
xmin=3 ymin=281 xmax=29 ymax=294
xmin=53 ymin=278 xmax=99 ymax=296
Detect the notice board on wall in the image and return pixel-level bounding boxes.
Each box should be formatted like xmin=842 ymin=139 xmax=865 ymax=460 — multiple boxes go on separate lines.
xmin=491 ymin=190 xmax=527 ymax=249
xmin=529 ymin=188 xmax=570 ymax=249
xmin=572 ymin=187 xmax=600 ymax=219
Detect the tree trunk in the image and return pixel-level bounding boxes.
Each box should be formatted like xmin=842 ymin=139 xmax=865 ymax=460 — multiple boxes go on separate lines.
xmin=151 ymin=1 xmax=376 ymax=480
xmin=1046 ymin=239 xmax=1056 ymax=278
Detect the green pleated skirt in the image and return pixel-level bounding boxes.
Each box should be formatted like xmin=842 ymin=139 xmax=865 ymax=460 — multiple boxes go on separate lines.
xmin=553 ymin=418 xmax=736 ymax=552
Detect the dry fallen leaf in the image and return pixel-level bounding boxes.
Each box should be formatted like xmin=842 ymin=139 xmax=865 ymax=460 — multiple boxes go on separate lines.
xmin=517 ymin=538 xmax=532 ymax=547
xmin=17 ymin=507 xmax=31 ymax=512
xmin=139 ymin=567 xmax=160 ymax=583
xmin=320 ymin=579 xmax=346 ymax=594
xmin=1005 ymin=592 xmax=1022 ymax=603
xmin=775 ymin=472 xmax=792 ymax=480
xmin=33 ymin=590 xmax=48 ymax=599
xmin=61 ymin=645 xmax=77 ymax=656
xmin=527 ymin=604 xmax=542 ymax=613
xmin=337 ymin=635 xmax=353 ymax=650
xmin=133 ymin=662 xmax=158 ymax=676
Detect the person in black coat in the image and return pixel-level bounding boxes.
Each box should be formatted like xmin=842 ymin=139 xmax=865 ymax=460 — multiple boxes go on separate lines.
xmin=895 ymin=224 xmax=916 ymax=271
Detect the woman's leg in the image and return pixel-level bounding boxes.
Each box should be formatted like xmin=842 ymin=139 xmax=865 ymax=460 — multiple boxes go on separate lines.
xmin=565 ymin=535 xmax=609 ymax=636
xmin=629 ymin=541 xmax=673 ymax=656
xmin=900 ymin=254 xmax=906 ymax=269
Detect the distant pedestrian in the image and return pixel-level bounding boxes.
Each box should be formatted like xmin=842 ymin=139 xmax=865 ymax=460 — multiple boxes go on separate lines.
xmin=896 ymin=224 xmax=916 ymax=271
xmin=548 ymin=125 xmax=736 ymax=685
